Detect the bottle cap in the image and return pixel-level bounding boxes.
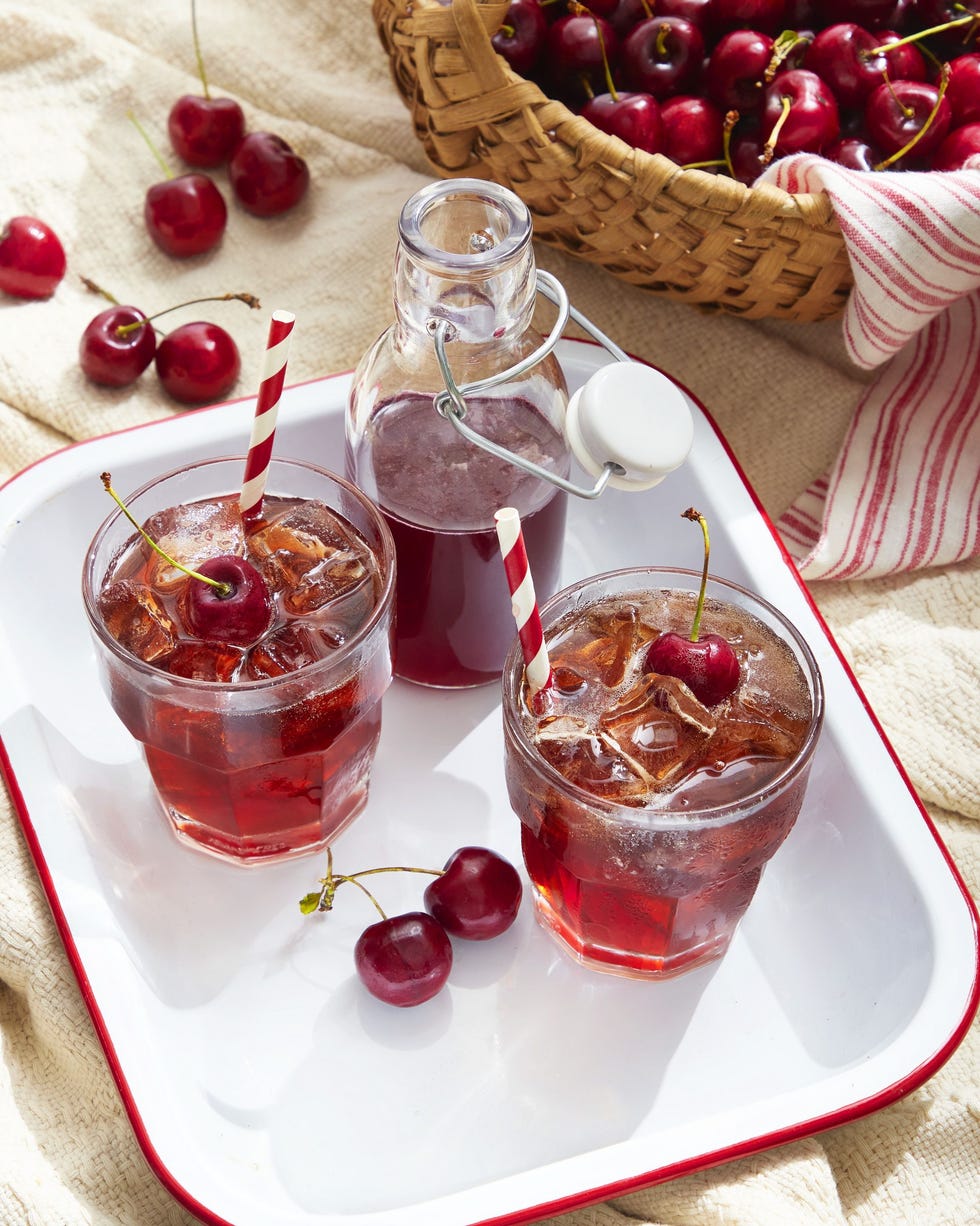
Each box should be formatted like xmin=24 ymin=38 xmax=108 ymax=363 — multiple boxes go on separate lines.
xmin=564 ymin=361 xmax=695 ymax=492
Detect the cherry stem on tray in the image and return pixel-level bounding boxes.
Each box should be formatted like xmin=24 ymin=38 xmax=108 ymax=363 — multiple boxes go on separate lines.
xmin=682 ymin=506 xmax=711 ymax=643
xmin=300 ymin=846 xmax=444 ymax=918
xmin=100 ymin=473 xmax=232 ymax=595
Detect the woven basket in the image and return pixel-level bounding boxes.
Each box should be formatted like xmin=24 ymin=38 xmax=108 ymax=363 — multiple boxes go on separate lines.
xmin=373 ymin=0 xmax=855 ymax=323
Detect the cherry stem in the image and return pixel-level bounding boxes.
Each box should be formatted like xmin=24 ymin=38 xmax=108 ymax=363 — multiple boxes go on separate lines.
xmin=875 ymin=63 xmax=951 ymax=169
xmin=128 ymin=110 xmax=173 ymax=180
xmin=80 ymin=276 xmax=119 ymax=305
xmin=722 ymin=110 xmax=739 ymax=178
xmin=113 ymin=292 xmax=261 ymax=337
xmin=190 ymin=0 xmax=211 ymax=99
xmin=766 ymin=31 xmax=810 ymax=83
xmin=303 ymin=846 xmax=443 ymax=918
xmin=762 ymin=95 xmax=792 ymax=164
xmin=682 ymin=506 xmax=711 ymax=643
xmin=656 ymin=22 xmax=670 ymax=58
xmin=864 ymin=12 xmax=978 ymax=59
xmin=100 ymin=473 xmax=231 ymax=596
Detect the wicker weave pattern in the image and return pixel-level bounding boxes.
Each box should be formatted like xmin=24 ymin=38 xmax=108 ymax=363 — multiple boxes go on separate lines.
xmin=374 ymin=0 xmax=855 ymax=322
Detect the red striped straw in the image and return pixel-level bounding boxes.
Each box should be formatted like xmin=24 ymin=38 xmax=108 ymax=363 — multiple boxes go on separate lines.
xmin=239 ymin=310 xmax=295 ymax=520
xmin=494 ymin=506 xmax=553 ymax=703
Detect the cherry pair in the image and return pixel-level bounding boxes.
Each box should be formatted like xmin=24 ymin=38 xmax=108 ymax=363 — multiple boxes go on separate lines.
xmin=301 ymin=846 xmax=524 ymax=1008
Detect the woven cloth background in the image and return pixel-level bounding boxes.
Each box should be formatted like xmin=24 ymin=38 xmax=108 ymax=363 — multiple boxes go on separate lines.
xmin=0 ymin=2 xmax=977 ymax=1223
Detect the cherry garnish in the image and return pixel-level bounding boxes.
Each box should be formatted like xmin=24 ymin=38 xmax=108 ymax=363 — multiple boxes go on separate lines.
xmin=154 ymin=320 xmax=241 ymax=404
xmin=182 ymin=555 xmax=273 ymax=647
xmin=167 ymin=0 xmax=245 ymax=167
xmin=423 ymin=846 xmax=523 ymax=941
xmin=0 ymin=216 xmax=66 ymax=299
xmin=644 ymin=507 xmax=741 ymax=707
xmin=79 ymin=305 xmax=156 ymax=387
xmin=228 ymin=132 xmax=310 ymax=217
xmin=354 ymin=913 xmax=453 ymax=1008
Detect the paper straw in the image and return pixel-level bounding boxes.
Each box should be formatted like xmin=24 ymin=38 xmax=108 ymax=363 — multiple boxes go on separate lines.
xmin=494 ymin=506 xmax=553 ymax=702
xmin=239 ymin=310 xmax=295 ymax=519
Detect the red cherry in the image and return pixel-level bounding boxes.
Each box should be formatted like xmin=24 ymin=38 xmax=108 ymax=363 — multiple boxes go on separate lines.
xmin=824 ymin=135 xmax=885 ymax=170
xmin=354 ymin=912 xmax=453 ymax=1007
xmin=947 ymin=53 xmax=980 ymax=126
xmin=804 ymin=23 xmax=923 ymax=110
xmin=423 ymin=847 xmax=523 ymax=941
xmin=79 ymin=306 xmax=156 ymax=387
xmin=0 ymin=216 xmax=66 ymax=299
xmin=228 ymin=132 xmax=310 ymax=217
xmin=168 ymin=95 xmax=246 ymax=167
xmin=491 ymin=0 xmax=548 ymax=76
xmin=621 ymin=16 xmax=704 ymax=100
xmin=864 ymin=78 xmax=952 ymax=159
xmin=661 ymin=93 xmax=725 ymax=165
xmin=762 ymin=68 xmax=840 ymax=157
xmin=931 ymin=121 xmax=980 ymax=169
xmin=705 ymin=29 xmax=775 ymax=114
xmin=644 ymin=631 xmax=741 ymax=706
xmin=709 ymin=0 xmax=787 ymax=35
xmin=181 ymin=555 xmax=273 ymax=646
xmin=154 ymin=321 xmax=241 ymax=404
xmin=545 ymin=13 xmax=620 ymax=105
xmin=729 ymin=122 xmax=769 ymax=183
xmin=581 ymin=91 xmax=664 ymax=153
xmin=144 ymin=173 xmax=227 ymax=257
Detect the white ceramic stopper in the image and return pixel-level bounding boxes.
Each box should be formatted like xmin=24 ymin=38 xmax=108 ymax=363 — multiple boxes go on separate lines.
xmin=564 ymin=361 xmax=695 ymax=491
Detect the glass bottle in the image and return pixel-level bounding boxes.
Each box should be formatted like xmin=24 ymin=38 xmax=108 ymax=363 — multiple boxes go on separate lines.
xmin=346 ymin=179 xmax=570 ymax=689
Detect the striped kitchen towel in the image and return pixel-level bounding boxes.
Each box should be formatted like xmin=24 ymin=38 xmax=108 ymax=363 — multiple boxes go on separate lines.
xmin=756 ymin=153 xmax=980 ymax=580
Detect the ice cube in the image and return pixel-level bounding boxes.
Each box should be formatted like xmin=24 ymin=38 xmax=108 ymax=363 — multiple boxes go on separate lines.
xmin=708 ymin=690 xmax=809 ymax=766
xmin=142 ymin=500 xmax=246 ymax=593
xmin=164 ymin=641 xmax=245 ymax=682
xmin=599 ymin=673 xmax=716 ymax=789
xmin=534 ymin=714 xmax=650 ymax=802
xmin=244 ymin=624 xmax=325 ymax=680
xmin=98 ymin=580 xmax=177 ymax=663
xmin=283 ymin=551 xmax=373 ymax=619
xmin=554 ymin=602 xmax=645 ymax=689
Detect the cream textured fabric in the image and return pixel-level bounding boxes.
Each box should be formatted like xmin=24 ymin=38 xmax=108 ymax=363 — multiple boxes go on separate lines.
xmin=1 ymin=2 xmax=978 ymax=1224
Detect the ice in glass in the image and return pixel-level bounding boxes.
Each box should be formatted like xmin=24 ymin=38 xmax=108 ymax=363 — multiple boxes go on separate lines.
xmin=503 ymin=567 xmax=824 ymax=979
xmin=83 ymin=457 xmax=396 ymax=865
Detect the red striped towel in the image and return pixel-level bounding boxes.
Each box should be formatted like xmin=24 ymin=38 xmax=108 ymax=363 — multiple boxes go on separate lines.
xmin=756 ymin=153 xmax=980 ymax=580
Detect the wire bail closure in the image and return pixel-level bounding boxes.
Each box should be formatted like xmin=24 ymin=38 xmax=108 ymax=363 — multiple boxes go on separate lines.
xmin=431 ymin=270 xmax=631 ymax=500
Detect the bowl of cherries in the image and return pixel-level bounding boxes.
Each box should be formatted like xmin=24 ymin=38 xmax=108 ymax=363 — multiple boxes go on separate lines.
xmin=374 ymin=0 xmax=980 ymax=321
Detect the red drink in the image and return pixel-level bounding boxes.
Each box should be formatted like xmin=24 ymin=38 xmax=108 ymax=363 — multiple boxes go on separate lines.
xmin=503 ymin=569 xmax=823 ymax=978
xmin=83 ymin=458 xmax=396 ymax=865
xmin=349 ymin=393 xmax=568 ymax=687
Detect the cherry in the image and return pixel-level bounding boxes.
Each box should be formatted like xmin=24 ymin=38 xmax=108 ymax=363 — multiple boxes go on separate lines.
xmin=709 ymin=0 xmax=787 ymax=36
xmin=144 ymin=172 xmax=227 ymax=258
xmin=423 ymin=847 xmax=523 ymax=940
xmin=728 ymin=120 xmax=769 ymax=183
xmin=79 ymin=305 xmax=156 ymax=387
xmin=804 ymin=23 xmax=923 ymax=110
xmin=228 ymin=132 xmax=310 ymax=217
xmin=946 ymin=52 xmax=980 ymax=125
xmin=864 ymin=77 xmax=952 ymax=159
xmin=169 ymin=97 xmax=245 ymax=169
xmin=168 ymin=0 xmax=245 ymax=167
xmin=354 ymin=913 xmax=453 ymax=1007
xmin=705 ymin=29 xmax=776 ymax=113
xmin=155 ymin=321 xmax=241 ymax=404
xmin=621 ymin=16 xmax=704 ymax=100
xmin=661 ymin=94 xmax=725 ymax=164
xmin=643 ymin=508 xmax=741 ymax=707
xmin=0 ymin=216 xmax=66 ymax=299
xmin=131 ymin=113 xmax=226 ymax=257
xmin=545 ymin=12 xmax=620 ymax=104
xmin=761 ymin=68 xmax=840 ymax=158
xmin=931 ymin=120 xmax=980 ymax=168
xmin=492 ymin=0 xmax=549 ymax=74
xmin=581 ymin=90 xmax=664 ymax=152
xmin=182 ymin=555 xmax=273 ymax=646
xmin=825 ymin=135 xmax=885 ymax=170
xmin=823 ymin=0 xmax=904 ymax=25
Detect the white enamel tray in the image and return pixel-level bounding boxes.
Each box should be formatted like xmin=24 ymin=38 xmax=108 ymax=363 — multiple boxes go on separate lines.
xmin=1 ymin=340 xmax=977 ymax=1226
